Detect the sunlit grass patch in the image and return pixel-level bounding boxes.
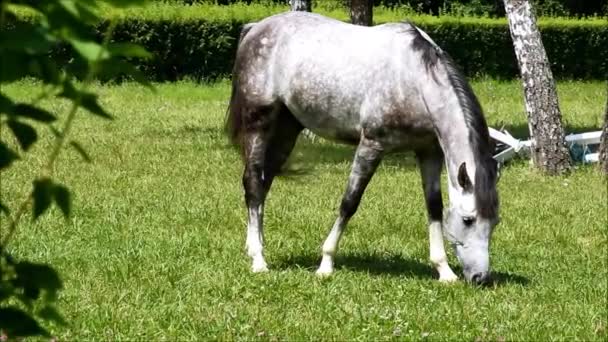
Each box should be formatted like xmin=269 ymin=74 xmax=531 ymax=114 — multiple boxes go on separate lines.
xmin=2 ymin=79 xmax=606 ymax=340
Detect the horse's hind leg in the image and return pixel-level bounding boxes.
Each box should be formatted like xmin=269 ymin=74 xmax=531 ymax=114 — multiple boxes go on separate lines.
xmin=317 ymin=137 xmax=383 ymax=276
xmin=242 ymin=105 xmax=277 ymax=273
xmin=262 ymin=105 xmax=304 ymax=192
xmin=242 ymin=104 xmax=302 ymax=273
xmin=415 ymin=149 xmax=458 ymax=283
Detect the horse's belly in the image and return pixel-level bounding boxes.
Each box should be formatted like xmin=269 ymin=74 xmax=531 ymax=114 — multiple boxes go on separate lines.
xmin=284 ymin=91 xmax=363 ymax=145
xmin=292 ymin=107 xmax=361 ymax=145
xmin=373 ymin=129 xmax=437 ymax=151
xmin=284 ymin=98 xmax=437 ymax=149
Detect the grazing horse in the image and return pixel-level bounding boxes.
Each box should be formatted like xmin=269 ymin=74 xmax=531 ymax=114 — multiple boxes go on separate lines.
xmin=226 ymin=12 xmax=499 ymax=284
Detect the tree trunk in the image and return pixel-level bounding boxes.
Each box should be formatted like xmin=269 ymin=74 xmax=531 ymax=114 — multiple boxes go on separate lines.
xmin=290 ymin=0 xmax=311 ymax=12
xmin=599 ymin=83 xmax=608 ymax=175
xmin=503 ymin=0 xmax=572 ymax=175
xmin=350 ymin=0 xmax=373 ymax=26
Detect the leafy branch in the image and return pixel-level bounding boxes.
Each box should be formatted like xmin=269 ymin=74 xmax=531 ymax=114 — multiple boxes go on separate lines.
xmin=0 ymin=0 xmax=152 ymax=338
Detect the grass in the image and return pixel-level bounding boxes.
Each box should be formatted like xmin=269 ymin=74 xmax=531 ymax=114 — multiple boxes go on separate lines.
xmin=1 ymin=79 xmax=607 ymax=340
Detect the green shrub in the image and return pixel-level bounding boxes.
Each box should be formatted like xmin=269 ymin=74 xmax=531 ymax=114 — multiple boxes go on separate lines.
xmin=153 ymin=0 xmax=608 ymax=18
xmin=12 ymin=3 xmax=608 ymax=81
xmin=411 ymin=17 xmax=608 ymax=80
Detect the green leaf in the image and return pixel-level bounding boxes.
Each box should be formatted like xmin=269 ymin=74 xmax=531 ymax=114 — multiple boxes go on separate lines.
xmin=33 ymin=178 xmax=53 ymax=219
xmin=0 ymin=142 xmax=20 ymax=169
xmin=7 ymin=120 xmax=38 ymax=151
xmin=81 ymin=93 xmax=112 ymax=119
xmin=13 ymin=104 xmax=57 ymax=123
xmin=0 ymin=307 xmax=50 ymax=338
xmin=0 ymin=53 xmax=61 ymax=85
xmin=57 ymin=0 xmax=80 ymax=18
xmin=14 ymin=261 xmax=63 ymax=295
xmin=0 ymin=285 xmax=14 ymax=302
xmin=107 ymin=43 xmax=152 ymax=59
xmin=0 ymin=201 xmax=9 ymax=216
xmin=69 ymin=141 xmax=92 ymax=162
xmin=0 ymin=26 xmax=57 ymax=54
xmin=0 ymin=53 xmax=38 ymax=83
xmin=59 ymin=82 xmax=113 ymax=119
xmin=0 ymin=93 xmax=15 ymax=115
xmin=32 ymin=58 xmax=63 ymax=85
xmin=21 ymin=285 xmax=41 ymax=301
xmin=73 ymin=0 xmax=102 ymax=23
xmin=38 ymin=306 xmax=67 ymax=326
xmin=43 ymin=1 xmax=97 ymax=36
xmin=68 ymin=38 xmax=110 ymax=62
xmin=98 ymin=59 xmax=154 ymax=90
xmin=52 ymin=184 xmax=71 ymax=218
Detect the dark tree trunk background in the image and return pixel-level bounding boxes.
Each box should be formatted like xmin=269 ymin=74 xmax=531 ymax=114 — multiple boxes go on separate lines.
xmin=350 ymin=0 xmax=373 ymax=26
xmin=290 ymin=0 xmax=311 ymax=11
xmin=503 ymin=0 xmax=572 ymax=175
xmin=599 ymin=83 xmax=608 ymax=175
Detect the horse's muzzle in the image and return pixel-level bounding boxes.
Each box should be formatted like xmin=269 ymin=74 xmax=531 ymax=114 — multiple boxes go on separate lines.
xmin=470 ymin=271 xmax=491 ymax=286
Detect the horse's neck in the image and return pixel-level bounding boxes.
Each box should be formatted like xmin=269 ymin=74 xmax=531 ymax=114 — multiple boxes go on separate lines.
xmin=439 ymin=114 xmax=478 ymax=211
xmin=420 ymin=80 xmax=478 ymax=195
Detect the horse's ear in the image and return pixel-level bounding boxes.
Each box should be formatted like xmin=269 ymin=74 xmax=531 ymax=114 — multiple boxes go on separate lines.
xmin=458 ymin=162 xmax=473 ymax=192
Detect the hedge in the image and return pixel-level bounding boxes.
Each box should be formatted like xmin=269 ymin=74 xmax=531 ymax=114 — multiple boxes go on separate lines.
xmin=159 ymin=0 xmax=608 ymax=18
xmin=11 ymin=3 xmax=608 ymax=81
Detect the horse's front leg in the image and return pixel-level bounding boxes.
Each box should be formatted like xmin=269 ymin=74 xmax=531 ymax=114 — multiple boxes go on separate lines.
xmin=316 ymin=137 xmax=383 ymax=276
xmin=416 ymin=151 xmax=458 ymax=283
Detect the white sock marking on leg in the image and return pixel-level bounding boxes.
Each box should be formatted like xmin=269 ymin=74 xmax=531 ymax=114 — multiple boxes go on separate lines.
xmin=316 ymin=217 xmax=346 ymax=276
xmin=429 ymin=221 xmax=458 ymax=282
xmin=247 ymin=205 xmax=268 ymax=272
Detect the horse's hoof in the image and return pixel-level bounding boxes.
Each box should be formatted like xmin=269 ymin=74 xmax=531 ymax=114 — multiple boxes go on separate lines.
xmin=439 ymin=273 xmax=458 ymax=283
xmin=252 ymin=266 xmax=269 ymax=273
xmin=315 ymin=267 xmax=334 ymax=277
xmin=251 ymin=262 xmax=269 ymax=273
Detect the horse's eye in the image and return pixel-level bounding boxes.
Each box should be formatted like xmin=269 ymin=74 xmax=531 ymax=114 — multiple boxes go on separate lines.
xmin=463 ymin=216 xmax=475 ymax=226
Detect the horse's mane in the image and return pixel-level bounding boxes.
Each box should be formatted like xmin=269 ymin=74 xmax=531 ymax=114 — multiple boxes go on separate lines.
xmin=406 ymin=23 xmax=499 ymax=219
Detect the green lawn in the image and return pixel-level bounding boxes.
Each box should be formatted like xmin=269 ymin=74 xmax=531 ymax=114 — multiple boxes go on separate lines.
xmin=2 ymin=79 xmax=607 ymax=340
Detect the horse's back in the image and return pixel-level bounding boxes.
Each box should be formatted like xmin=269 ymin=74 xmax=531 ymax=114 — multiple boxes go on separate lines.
xmin=235 ymin=12 xmax=436 ymax=148
xmin=237 ymin=11 xmax=415 ymax=96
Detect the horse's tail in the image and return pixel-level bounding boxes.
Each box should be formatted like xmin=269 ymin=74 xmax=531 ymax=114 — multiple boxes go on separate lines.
xmin=226 ymin=23 xmax=256 ymax=150
xmin=239 ymin=23 xmax=256 ymax=43
xmin=225 ymin=71 xmax=244 ymax=148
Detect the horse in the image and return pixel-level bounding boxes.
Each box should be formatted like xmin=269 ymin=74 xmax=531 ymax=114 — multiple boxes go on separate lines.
xmin=225 ymin=11 xmax=500 ymax=285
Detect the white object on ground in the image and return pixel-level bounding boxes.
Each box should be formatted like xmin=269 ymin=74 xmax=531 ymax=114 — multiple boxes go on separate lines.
xmin=488 ymin=127 xmax=602 ymax=164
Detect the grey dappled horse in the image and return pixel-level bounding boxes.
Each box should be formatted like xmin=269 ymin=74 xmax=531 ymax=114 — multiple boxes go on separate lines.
xmin=226 ymin=12 xmax=500 ymax=285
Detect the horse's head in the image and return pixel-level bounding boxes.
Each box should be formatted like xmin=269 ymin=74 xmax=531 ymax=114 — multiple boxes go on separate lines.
xmin=444 ymin=161 xmax=500 ymax=285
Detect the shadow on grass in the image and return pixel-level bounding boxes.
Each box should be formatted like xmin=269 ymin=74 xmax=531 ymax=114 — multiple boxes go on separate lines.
xmin=488 ymin=271 xmax=530 ymax=287
xmin=448 ymin=264 xmax=530 ymax=287
xmin=276 ymin=251 xmax=530 ymax=287
xmin=275 ymin=251 xmax=436 ymax=279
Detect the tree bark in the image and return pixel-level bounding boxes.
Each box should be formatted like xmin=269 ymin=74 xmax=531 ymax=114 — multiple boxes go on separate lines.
xmin=350 ymin=0 xmax=373 ymax=26
xmin=290 ymin=0 xmax=311 ymax=12
xmin=599 ymin=83 xmax=608 ymax=175
xmin=504 ymin=0 xmax=572 ymax=175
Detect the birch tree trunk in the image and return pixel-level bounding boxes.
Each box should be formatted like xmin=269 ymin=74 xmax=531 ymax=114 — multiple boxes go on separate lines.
xmin=290 ymin=0 xmax=311 ymax=12
xmin=599 ymin=84 xmax=608 ymax=175
xmin=503 ymin=0 xmax=572 ymax=175
xmin=350 ymin=0 xmax=373 ymax=26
